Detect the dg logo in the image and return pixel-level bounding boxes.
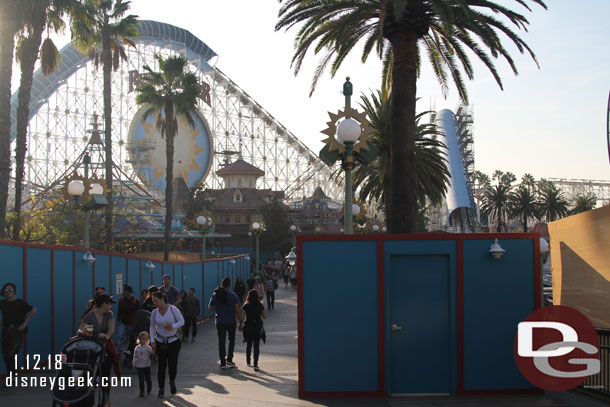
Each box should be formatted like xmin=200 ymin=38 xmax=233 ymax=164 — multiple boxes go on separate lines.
xmin=513 ymin=305 xmax=600 ymax=391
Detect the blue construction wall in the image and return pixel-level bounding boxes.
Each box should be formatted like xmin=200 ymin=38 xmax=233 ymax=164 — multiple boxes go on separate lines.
xmin=462 ymin=239 xmax=535 ymax=390
xmin=298 ymin=234 xmax=539 ymax=397
xmin=0 ymin=241 xmax=249 ymax=375
xmin=301 ymin=240 xmax=379 ymax=393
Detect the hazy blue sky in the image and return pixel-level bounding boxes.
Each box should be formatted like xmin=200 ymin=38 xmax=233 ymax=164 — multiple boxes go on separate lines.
xmin=28 ymin=1 xmax=610 ymax=182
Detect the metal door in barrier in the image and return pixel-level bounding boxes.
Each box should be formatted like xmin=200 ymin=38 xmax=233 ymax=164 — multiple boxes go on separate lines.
xmin=389 ymin=254 xmax=451 ymax=394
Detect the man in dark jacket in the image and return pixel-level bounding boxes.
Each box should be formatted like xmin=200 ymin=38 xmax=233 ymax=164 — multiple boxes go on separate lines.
xmin=117 ymin=285 xmax=139 ymax=358
xmin=182 ymin=288 xmax=200 ymax=341
xmin=208 ymin=278 xmax=242 ymax=368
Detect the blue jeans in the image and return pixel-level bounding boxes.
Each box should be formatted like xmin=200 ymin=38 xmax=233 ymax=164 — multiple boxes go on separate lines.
xmin=116 ymin=323 xmax=130 ymax=356
xmin=216 ymin=324 xmax=236 ymax=363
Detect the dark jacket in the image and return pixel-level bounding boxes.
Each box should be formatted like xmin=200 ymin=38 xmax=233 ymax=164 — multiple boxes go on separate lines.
xmin=131 ymin=309 xmax=151 ymax=336
xmin=117 ymin=296 xmax=139 ymax=325
xmin=234 ymin=281 xmax=246 ymax=301
xmin=183 ymin=296 xmax=200 ymax=319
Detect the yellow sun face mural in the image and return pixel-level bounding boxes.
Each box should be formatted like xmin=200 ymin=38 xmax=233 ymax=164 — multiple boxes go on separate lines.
xmin=127 ymin=107 xmax=213 ymax=191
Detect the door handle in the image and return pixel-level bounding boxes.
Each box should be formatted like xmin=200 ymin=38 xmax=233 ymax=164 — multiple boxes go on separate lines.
xmin=391 ymin=324 xmax=403 ymax=331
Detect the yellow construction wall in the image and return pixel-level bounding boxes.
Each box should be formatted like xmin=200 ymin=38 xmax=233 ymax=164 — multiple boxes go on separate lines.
xmin=548 ymin=205 xmax=610 ymax=328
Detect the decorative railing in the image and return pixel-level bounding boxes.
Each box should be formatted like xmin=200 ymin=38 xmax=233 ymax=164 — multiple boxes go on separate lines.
xmin=581 ymin=328 xmax=610 ymax=398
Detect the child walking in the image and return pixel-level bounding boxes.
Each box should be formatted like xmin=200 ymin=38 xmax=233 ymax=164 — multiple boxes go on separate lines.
xmin=133 ymin=331 xmax=153 ymax=397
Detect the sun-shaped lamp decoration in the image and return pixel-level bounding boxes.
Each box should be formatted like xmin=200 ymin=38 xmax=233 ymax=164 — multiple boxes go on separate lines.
xmin=319 ymin=78 xmax=378 ymax=235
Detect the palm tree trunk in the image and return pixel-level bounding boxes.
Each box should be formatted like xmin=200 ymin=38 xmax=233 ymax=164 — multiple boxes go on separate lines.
xmin=523 ymin=215 xmax=528 ymax=232
xmin=163 ymin=102 xmax=175 ymax=261
xmin=13 ymin=15 xmax=45 ymax=241
xmin=389 ymin=31 xmax=418 ymax=233
xmin=102 ymin=24 xmax=113 ymax=249
xmin=0 ymin=4 xmax=18 ymax=238
xmin=498 ymin=208 xmax=503 ymax=232
xmin=383 ymin=160 xmax=392 ymax=228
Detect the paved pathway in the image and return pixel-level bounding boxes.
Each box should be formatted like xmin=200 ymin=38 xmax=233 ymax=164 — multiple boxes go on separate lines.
xmin=0 ymin=286 xmax=596 ymax=406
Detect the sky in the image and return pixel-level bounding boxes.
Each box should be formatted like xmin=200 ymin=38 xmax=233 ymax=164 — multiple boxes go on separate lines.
xmin=15 ymin=0 xmax=610 ymax=183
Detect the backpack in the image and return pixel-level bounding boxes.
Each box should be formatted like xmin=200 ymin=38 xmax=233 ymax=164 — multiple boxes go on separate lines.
xmin=264 ymin=278 xmax=274 ymax=291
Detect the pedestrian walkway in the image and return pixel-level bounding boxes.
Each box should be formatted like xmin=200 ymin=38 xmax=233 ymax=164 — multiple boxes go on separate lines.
xmin=0 ymin=286 xmax=598 ymax=406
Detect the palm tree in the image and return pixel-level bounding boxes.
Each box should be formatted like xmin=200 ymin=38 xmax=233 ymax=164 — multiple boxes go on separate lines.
xmin=0 ymin=0 xmax=24 ymax=237
xmin=354 ymin=90 xmax=450 ymax=227
xmin=135 ymin=54 xmax=201 ymax=261
xmin=480 ymin=183 xmax=512 ymax=232
xmin=12 ymin=0 xmax=71 ymax=240
xmin=538 ymin=185 xmax=569 ymax=222
xmin=71 ymin=0 xmax=138 ymax=248
xmin=492 ymin=170 xmax=516 ymax=187
xmin=520 ymin=173 xmax=536 ymax=190
xmin=571 ymin=194 xmax=596 ymax=215
xmin=276 ymin=0 xmax=546 ymax=233
xmin=508 ymin=186 xmax=538 ymax=232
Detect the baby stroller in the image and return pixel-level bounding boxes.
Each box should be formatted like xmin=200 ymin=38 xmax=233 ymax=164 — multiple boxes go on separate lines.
xmin=51 ymin=336 xmax=106 ymax=407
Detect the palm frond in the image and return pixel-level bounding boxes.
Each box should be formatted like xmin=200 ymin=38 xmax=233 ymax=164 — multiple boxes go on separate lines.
xmin=40 ymin=37 xmax=60 ymax=76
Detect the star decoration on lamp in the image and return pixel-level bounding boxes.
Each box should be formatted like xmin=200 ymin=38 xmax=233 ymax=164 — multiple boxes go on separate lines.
xmin=321 ymin=106 xmax=373 ymax=154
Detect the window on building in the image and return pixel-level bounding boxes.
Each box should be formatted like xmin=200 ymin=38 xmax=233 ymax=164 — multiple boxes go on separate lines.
xmin=234 ymin=191 xmax=242 ymax=203
xmin=235 ymin=216 xmax=241 ymax=223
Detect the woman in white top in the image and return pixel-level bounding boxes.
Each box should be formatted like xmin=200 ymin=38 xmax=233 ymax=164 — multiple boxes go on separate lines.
xmin=150 ymin=291 xmax=184 ymax=398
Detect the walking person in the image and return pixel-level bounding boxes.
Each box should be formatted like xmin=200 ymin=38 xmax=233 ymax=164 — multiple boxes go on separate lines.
xmin=283 ymin=265 xmax=290 ymax=288
xmin=182 ymin=288 xmax=200 ymax=342
xmin=141 ymin=286 xmax=158 ymax=312
xmin=254 ymin=277 xmax=265 ymax=301
xmin=264 ymin=274 xmax=277 ymax=309
xmin=246 ymin=273 xmax=256 ymax=291
xmin=78 ymin=294 xmax=117 ymax=406
xmin=273 ymin=257 xmax=283 ymax=275
xmin=208 ymin=278 xmax=242 ymax=369
xmin=160 ymin=275 xmax=181 ymax=306
xmin=241 ymin=289 xmax=266 ymax=372
xmin=177 ymin=291 xmax=187 ymax=315
xmin=150 ymin=291 xmax=184 ymax=397
xmin=116 ymin=285 xmax=139 ymax=360
xmin=133 ymin=331 xmax=153 ymax=397
xmin=234 ymin=277 xmax=246 ymax=305
xmin=290 ymin=266 xmax=297 ymax=288
xmin=0 ymin=283 xmax=36 ymax=374
xmin=140 ymin=289 xmax=149 ymax=304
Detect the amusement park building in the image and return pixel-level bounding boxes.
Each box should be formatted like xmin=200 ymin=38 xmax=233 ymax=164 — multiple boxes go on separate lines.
xmin=202 ymin=159 xmax=287 ymax=248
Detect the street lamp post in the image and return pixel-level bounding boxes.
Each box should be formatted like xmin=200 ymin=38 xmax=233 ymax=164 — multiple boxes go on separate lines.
xmin=290 ymin=224 xmax=300 ymax=248
xmin=67 ymin=151 xmax=107 ymax=248
xmin=336 ymin=82 xmax=361 ymax=234
xmin=319 ymin=78 xmax=376 ymax=235
xmin=251 ymin=222 xmax=263 ymax=277
xmin=196 ymin=215 xmax=213 ymax=261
